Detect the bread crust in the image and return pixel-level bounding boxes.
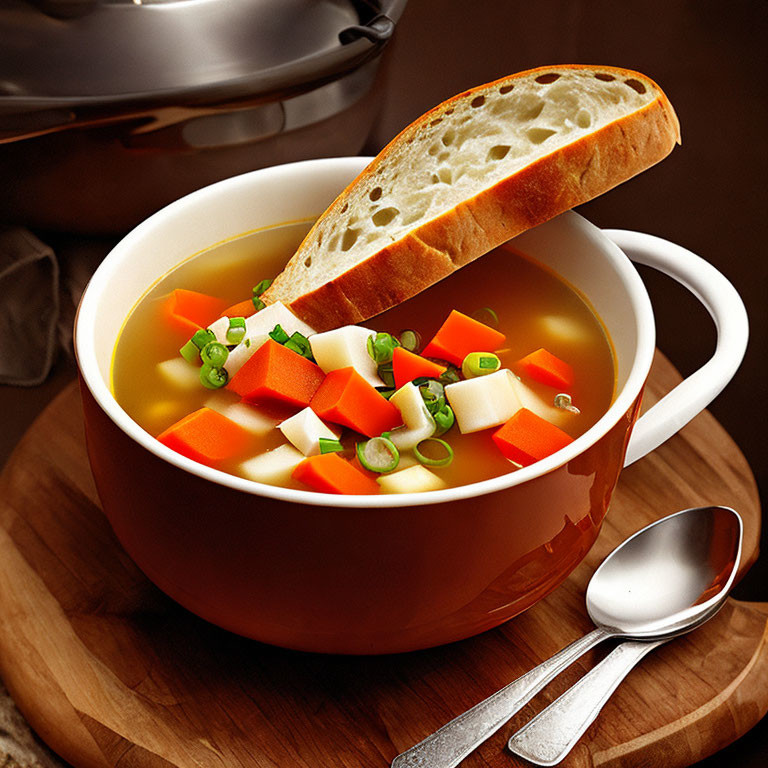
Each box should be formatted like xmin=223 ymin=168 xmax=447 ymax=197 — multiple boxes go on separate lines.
xmin=262 ymin=65 xmax=680 ymax=331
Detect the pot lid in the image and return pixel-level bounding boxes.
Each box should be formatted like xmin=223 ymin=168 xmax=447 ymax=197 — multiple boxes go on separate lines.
xmin=0 ymin=0 xmax=405 ymax=110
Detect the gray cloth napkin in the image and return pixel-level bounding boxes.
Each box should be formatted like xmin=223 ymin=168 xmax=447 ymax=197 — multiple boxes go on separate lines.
xmin=0 ymin=228 xmax=60 ymax=386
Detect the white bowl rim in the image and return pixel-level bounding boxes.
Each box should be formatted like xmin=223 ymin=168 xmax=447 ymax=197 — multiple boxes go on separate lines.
xmin=75 ymin=157 xmax=656 ymax=509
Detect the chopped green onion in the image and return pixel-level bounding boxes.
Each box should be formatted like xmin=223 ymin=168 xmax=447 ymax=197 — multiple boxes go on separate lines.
xmin=399 ymin=329 xmax=421 ymax=352
xmin=461 ymin=351 xmax=501 ymax=378
xmin=268 ymin=323 xmax=314 ymax=360
xmin=367 ymin=332 xmax=400 ymax=364
xmin=438 ymin=365 xmax=461 ymax=385
xmin=378 ymin=362 xmax=395 ymax=388
xmin=269 ymin=324 xmax=290 ymax=344
xmin=244 ymin=338 xmax=252 ymax=348
xmin=191 ymin=329 xmax=216 ymax=350
xmin=179 ymin=339 xmax=200 ymax=364
xmin=554 ymin=393 xmax=581 ymax=414
xmin=284 ymin=331 xmax=314 ymax=360
xmin=319 ymin=437 xmax=344 ymax=454
xmin=413 ymin=438 xmax=454 ymax=467
xmin=471 ymin=307 xmax=499 ymax=329
xmin=201 ymin=341 xmax=229 ymax=367
xmin=376 ymin=387 xmax=396 ymax=400
xmin=200 ymin=364 xmax=228 ymax=389
xmin=180 ymin=328 xmax=216 ymax=363
xmin=356 ymin=436 xmax=400 ymax=473
xmin=226 ymin=317 xmax=246 ymax=344
xmin=251 ymin=278 xmax=271 ymax=310
xmin=415 ymin=378 xmax=446 ymax=414
xmin=252 ymin=279 xmax=273 ymax=297
xmin=433 ymin=404 xmax=455 ymax=436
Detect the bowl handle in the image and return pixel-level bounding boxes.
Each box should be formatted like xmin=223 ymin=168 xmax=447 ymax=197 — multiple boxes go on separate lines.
xmin=603 ymin=230 xmax=748 ymax=466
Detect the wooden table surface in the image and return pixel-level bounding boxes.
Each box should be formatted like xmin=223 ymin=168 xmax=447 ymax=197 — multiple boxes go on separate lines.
xmin=0 ymin=356 xmax=765 ymax=768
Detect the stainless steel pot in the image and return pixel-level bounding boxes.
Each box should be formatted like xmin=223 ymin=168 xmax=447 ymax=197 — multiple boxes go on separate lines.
xmin=0 ymin=0 xmax=407 ymax=233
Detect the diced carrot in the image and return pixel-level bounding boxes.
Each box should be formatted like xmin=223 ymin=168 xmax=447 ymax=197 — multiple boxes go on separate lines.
xmin=219 ymin=299 xmax=256 ymax=319
xmin=162 ymin=289 xmax=228 ymax=338
xmin=492 ymin=408 xmax=574 ymax=467
xmin=292 ymin=453 xmax=380 ymax=495
xmin=311 ymin=367 xmax=403 ymax=438
xmin=227 ymin=339 xmax=325 ymax=409
xmin=421 ymin=310 xmax=506 ymax=366
xmin=516 ymin=348 xmax=574 ymax=389
xmin=157 ymin=407 xmax=251 ymax=467
xmin=392 ymin=347 xmax=446 ymax=389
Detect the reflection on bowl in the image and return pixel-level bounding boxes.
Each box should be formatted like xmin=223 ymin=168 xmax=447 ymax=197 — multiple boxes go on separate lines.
xmin=75 ymin=157 xmax=742 ymax=654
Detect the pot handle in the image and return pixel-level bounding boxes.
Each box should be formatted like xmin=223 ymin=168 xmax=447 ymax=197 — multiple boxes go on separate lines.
xmin=603 ymin=230 xmax=748 ymax=466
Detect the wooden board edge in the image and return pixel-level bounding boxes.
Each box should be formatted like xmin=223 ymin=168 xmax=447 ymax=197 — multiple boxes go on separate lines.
xmin=0 ymin=516 xmax=113 ymax=768
xmin=591 ymin=600 xmax=768 ymax=768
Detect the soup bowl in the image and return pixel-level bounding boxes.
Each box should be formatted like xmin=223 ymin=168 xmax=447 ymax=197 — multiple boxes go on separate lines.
xmin=74 ymin=157 xmax=747 ymax=654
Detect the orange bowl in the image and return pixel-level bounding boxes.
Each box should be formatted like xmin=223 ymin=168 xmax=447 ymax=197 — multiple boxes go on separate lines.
xmin=74 ymin=158 xmax=746 ymax=653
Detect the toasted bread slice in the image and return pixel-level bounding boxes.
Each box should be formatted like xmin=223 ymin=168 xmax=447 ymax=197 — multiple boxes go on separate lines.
xmin=262 ymin=65 xmax=680 ymax=330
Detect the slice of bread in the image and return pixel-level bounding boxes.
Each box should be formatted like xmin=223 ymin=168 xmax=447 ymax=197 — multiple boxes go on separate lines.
xmin=262 ymin=65 xmax=680 ymax=330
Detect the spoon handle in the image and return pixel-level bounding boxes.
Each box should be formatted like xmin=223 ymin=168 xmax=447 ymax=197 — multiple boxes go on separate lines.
xmin=391 ymin=628 xmax=608 ymax=768
xmin=507 ymin=638 xmax=667 ymax=765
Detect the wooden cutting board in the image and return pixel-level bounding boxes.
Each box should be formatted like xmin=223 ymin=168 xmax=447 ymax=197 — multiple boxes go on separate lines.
xmin=0 ymin=351 xmax=765 ymax=768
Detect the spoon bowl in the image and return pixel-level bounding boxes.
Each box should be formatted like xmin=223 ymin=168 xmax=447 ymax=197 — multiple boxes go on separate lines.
xmin=392 ymin=505 xmax=743 ymax=768
xmin=505 ymin=506 xmax=743 ymax=764
xmin=587 ymin=505 xmax=743 ymax=637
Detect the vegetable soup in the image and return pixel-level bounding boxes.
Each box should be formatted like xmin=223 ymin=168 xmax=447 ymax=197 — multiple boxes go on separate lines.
xmin=112 ymin=220 xmax=615 ymax=493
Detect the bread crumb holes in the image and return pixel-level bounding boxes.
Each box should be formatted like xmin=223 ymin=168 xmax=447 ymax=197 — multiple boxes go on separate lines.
xmin=372 ymin=207 xmax=399 ymax=227
xmin=341 ymin=228 xmax=359 ymax=252
xmin=499 ymin=84 xmax=514 ymax=94
xmin=526 ymin=127 xmax=557 ymax=144
xmin=487 ymin=145 xmax=511 ymax=161
xmin=369 ymin=186 xmax=383 ymax=201
xmin=624 ymin=78 xmax=647 ymax=94
xmin=471 ymin=95 xmax=486 ymax=108
xmin=594 ymin=73 xmax=616 ymax=82
xmin=576 ymin=109 xmax=592 ymax=128
xmin=535 ymin=73 xmax=561 ymax=84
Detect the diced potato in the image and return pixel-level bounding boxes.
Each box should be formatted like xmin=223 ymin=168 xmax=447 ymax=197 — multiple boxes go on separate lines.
xmin=278 ymin=407 xmax=341 ymax=456
xmin=145 ymin=401 xmax=187 ymax=424
xmin=539 ymin=314 xmax=590 ymax=346
xmin=445 ymin=369 xmax=522 ymax=433
xmin=308 ymin=325 xmax=383 ymax=387
xmin=205 ymin=392 xmax=278 ymax=435
xmin=394 ymin=453 xmax=420 ymax=471
xmin=206 ymin=316 xmax=231 ymax=345
xmin=507 ymin=375 xmax=574 ymax=429
xmin=245 ymin=301 xmax=315 ymax=340
xmin=224 ymin=334 xmax=269 ymax=377
xmin=240 ymin=444 xmax=304 ymax=485
xmin=156 ymin=358 xmax=201 ymax=391
xmin=388 ymin=382 xmax=435 ymax=449
xmin=224 ymin=302 xmax=315 ymax=378
xmin=377 ymin=464 xmax=447 ymax=493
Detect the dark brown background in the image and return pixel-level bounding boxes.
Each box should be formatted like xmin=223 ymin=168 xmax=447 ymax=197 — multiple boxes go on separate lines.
xmin=0 ymin=0 xmax=766 ymax=766
xmin=370 ymin=2 xmax=768 ymax=765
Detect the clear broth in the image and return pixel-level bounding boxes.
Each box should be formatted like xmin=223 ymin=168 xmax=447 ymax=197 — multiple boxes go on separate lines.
xmin=112 ymin=221 xmax=616 ymax=490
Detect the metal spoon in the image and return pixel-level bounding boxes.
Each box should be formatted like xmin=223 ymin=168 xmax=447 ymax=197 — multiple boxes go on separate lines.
xmin=391 ymin=506 xmax=743 ymax=768
xmin=506 ymin=504 xmax=742 ymax=764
